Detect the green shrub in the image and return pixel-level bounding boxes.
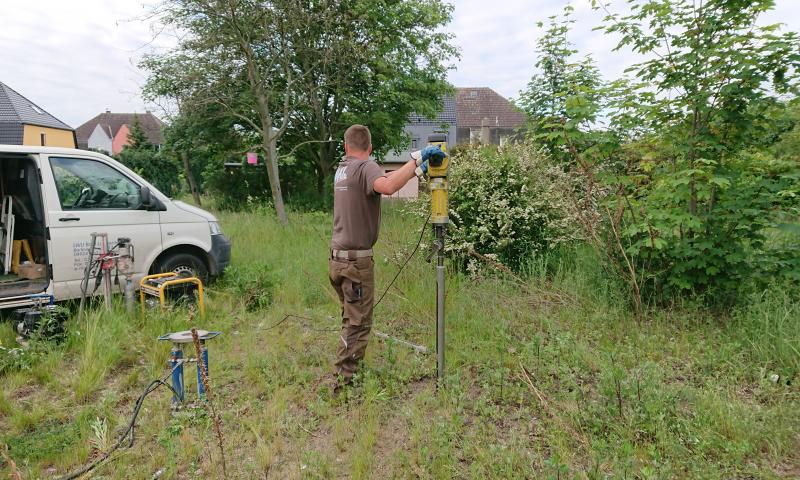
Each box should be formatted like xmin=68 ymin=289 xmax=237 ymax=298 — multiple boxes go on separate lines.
xmin=116 ymin=148 xmax=182 ymax=198
xmin=614 ymin=152 xmax=800 ymax=301
xmin=443 ymin=141 xmax=585 ymax=273
xmin=219 ymin=263 xmax=275 ymax=311
xmin=203 ymin=162 xmax=271 ymax=211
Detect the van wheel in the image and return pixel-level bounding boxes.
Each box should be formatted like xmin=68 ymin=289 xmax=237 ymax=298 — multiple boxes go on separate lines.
xmin=153 ymin=253 xmax=209 ymax=285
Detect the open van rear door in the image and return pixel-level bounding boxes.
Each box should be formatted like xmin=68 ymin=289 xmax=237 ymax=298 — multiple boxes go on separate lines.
xmin=41 ymin=155 xmax=163 ymax=299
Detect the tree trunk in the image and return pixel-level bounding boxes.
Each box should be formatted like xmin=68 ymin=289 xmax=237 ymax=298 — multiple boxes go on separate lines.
xmin=265 ymin=133 xmax=288 ymax=224
xmin=315 ymin=166 xmax=325 ymax=197
xmin=241 ymin=40 xmax=289 ymax=225
xmin=181 ymin=151 xmax=202 ymax=207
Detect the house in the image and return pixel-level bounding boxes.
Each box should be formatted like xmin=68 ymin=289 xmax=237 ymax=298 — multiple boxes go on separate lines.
xmin=382 ymin=95 xmax=457 ymax=199
xmin=379 ymin=88 xmax=526 ymax=199
xmin=455 ymin=87 xmax=526 ymax=145
xmin=0 ymin=81 xmax=76 ymax=148
xmin=76 ymin=110 xmax=164 ymax=155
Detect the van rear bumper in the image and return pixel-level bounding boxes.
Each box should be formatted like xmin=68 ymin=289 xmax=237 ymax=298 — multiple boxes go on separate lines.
xmin=208 ymin=234 xmax=232 ymax=277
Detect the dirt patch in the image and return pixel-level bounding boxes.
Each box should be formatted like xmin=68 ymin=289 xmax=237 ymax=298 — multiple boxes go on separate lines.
xmin=12 ymin=384 xmax=37 ymax=400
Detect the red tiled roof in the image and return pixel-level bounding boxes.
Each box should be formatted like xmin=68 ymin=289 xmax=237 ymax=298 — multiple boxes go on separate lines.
xmin=456 ymin=87 xmax=526 ymax=128
xmin=76 ymin=111 xmax=164 ymax=148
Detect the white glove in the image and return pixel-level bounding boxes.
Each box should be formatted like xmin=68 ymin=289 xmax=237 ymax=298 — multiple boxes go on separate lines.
xmin=410 ymin=150 xmax=423 ymax=167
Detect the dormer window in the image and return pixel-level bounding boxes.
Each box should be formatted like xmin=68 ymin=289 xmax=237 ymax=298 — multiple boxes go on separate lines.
xmin=31 ymin=104 xmax=45 ymax=114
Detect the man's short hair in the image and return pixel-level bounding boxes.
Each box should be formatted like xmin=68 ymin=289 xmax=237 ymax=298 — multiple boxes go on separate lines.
xmin=344 ymin=124 xmax=371 ymax=152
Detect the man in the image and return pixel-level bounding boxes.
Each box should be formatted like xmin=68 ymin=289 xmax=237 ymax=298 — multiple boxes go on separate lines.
xmin=328 ymin=124 xmax=443 ymax=391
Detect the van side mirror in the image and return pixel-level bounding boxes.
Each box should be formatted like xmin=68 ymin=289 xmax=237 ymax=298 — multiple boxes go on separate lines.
xmin=139 ymin=186 xmax=164 ymax=211
xmin=140 ymin=186 xmax=152 ymax=207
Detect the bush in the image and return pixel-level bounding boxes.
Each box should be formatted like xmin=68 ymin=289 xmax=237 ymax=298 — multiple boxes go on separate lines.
xmin=116 ymin=148 xmax=182 ymax=198
xmin=204 ymin=162 xmax=271 ymax=211
xmin=219 ymin=263 xmax=275 ymax=311
xmin=443 ymin=141 xmax=584 ymax=273
xmin=614 ymin=152 xmax=800 ymax=302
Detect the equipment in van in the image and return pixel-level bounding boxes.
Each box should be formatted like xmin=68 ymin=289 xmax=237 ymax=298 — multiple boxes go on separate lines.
xmin=139 ymin=272 xmax=206 ymax=316
xmin=78 ymin=234 xmax=138 ymax=318
xmin=0 ymin=195 xmax=15 ymax=274
xmin=157 ymin=329 xmax=221 ymax=408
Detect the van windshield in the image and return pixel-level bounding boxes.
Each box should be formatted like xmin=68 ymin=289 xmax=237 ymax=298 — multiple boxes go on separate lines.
xmin=50 ymin=157 xmax=142 ymax=210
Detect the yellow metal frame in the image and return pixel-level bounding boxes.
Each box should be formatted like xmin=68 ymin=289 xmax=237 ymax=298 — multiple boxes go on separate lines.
xmin=139 ymin=272 xmax=205 ymax=316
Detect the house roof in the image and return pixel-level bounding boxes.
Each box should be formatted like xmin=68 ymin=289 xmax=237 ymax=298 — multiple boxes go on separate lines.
xmin=76 ymin=111 xmax=164 ymax=149
xmin=408 ymin=95 xmax=456 ymax=127
xmin=0 ymin=81 xmax=73 ymax=144
xmin=455 ymin=87 xmax=526 ymax=128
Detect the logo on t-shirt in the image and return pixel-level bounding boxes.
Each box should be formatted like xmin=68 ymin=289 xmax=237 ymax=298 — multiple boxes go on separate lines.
xmin=334 ymin=165 xmax=348 ymax=191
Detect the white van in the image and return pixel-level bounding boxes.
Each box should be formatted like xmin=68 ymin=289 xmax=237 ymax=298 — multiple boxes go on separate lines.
xmin=0 ymin=145 xmax=231 ymax=309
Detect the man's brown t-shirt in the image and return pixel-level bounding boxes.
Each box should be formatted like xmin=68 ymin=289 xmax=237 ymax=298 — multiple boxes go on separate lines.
xmin=331 ymin=156 xmax=386 ymax=251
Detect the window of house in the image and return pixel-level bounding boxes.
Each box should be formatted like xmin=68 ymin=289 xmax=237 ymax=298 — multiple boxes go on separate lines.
xmin=469 ymin=128 xmax=481 ymax=143
xmin=50 ymin=157 xmax=142 ymax=210
xmin=40 ymin=133 xmax=46 ymax=146
xmin=411 ymin=138 xmax=419 ymax=149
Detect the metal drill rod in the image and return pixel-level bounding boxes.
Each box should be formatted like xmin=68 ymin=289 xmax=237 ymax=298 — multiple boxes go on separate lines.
xmin=435 ymin=225 xmax=446 ymax=383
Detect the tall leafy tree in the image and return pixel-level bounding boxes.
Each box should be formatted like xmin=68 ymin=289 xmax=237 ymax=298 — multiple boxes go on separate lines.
xmin=142 ymin=0 xmax=457 ymax=218
xmin=279 ymin=0 xmax=456 ymax=199
xmin=593 ymin=0 xmax=800 ymax=299
xmin=142 ymin=0 xmax=317 ymax=224
xmin=518 ymin=7 xmax=602 ymax=159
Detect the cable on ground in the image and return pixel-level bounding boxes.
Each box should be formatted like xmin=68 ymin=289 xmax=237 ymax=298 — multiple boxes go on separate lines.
xmin=57 ymin=363 xmax=183 ymax=480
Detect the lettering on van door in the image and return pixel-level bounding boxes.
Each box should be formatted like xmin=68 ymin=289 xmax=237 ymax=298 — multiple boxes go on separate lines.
xmin=72 ymin=240 xmax=93 ymax=272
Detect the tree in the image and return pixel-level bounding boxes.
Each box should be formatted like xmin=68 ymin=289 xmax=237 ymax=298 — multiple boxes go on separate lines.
xmin=279 ymin=0 xmax=456 ymax=201
xmin=143 ymin=0 xmax=320 ymax=224
xmin=126 ymin=114 xmax=151 ymax=150
xmin=592 ymin=0 xmax=800 ymax=300
xmin=142 ymin=0 xmax=457 ymax=215
xmin=161 ymin=106 xmax=245 ymax=207
xmin=517 ymin=7 xmax=604 ymax=164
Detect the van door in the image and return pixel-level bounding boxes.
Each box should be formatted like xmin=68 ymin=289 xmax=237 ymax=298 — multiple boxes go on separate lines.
xmin=42 ymin=155 xmax=162 ymax=299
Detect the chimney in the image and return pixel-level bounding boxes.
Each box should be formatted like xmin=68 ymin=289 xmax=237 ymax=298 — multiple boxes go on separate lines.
xmin=105 ymin=109 xmax=111 ymax=114
xmin=481 ymin=117 xmax=492 ymax=145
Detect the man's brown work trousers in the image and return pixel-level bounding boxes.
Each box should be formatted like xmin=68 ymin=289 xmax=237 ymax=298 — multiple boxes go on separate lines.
xmin=329 ymin=256 xmax=375 ymax=382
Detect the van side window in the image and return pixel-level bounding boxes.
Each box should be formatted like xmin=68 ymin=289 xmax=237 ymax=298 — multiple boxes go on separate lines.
xmin=50 ymin=157 xmax=142 ymax=210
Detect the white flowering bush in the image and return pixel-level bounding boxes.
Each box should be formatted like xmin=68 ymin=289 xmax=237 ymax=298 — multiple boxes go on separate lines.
xmin=443 ymin=141 xmax=584 ymax=273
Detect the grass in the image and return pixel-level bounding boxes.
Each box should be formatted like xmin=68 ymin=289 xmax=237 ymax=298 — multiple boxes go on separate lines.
xmin=0 ymin=203 xmax=798 ymax=479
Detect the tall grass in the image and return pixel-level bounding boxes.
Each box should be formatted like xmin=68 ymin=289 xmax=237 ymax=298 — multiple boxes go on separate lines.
xmin=0 ymin=204 xmax=798 ymax=478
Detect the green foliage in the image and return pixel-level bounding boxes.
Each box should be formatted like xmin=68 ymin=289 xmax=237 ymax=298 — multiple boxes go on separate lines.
xmin=218 ymin=262 xmax=275 ymax=312
xmin=0 ymin=343 xmax=40 ymax=374
xmin=444 ymin=142 xmax=584 ymax=272
xmin=116 ymin=148 xmax=181 ymax=198
xmin=141 ymin=0 xmax=458 ymax=212
xmin=203 ymin=162 xmax=270 ymax=211
xmin=576 ymin=0 xmax=800 ymax=302
xmin=517 ymin=6 xmax=610 ymax=166
xmin=615 ymin=152 xmax=800 ymax=299
xmin=126 ymin=114 xmax=151 ymax=150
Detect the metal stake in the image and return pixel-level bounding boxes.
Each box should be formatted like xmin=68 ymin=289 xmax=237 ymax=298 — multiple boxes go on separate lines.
xmin=435 ymin=225 xmax=446 ymax=383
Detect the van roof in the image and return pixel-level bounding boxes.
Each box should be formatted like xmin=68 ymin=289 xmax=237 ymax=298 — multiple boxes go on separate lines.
xmin=0 ymin=144 xmax=108 ymax=160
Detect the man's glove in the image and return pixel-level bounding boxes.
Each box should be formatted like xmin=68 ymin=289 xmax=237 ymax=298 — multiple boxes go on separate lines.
xmin=414 ymin=160 xmax=428 ymax=179
xmin=410 ymin=150 xmax=423 ymax=166
xmin=421 ymin=145 xmax=447 ymax=166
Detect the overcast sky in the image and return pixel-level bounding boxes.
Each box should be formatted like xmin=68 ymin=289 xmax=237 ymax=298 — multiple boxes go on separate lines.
xmin=0 ymin=0 xmax=798 ymax=128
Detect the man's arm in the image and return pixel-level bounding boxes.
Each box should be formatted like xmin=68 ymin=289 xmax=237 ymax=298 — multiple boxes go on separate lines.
xmin=373 ymin=160 xmax=417 ymax=195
